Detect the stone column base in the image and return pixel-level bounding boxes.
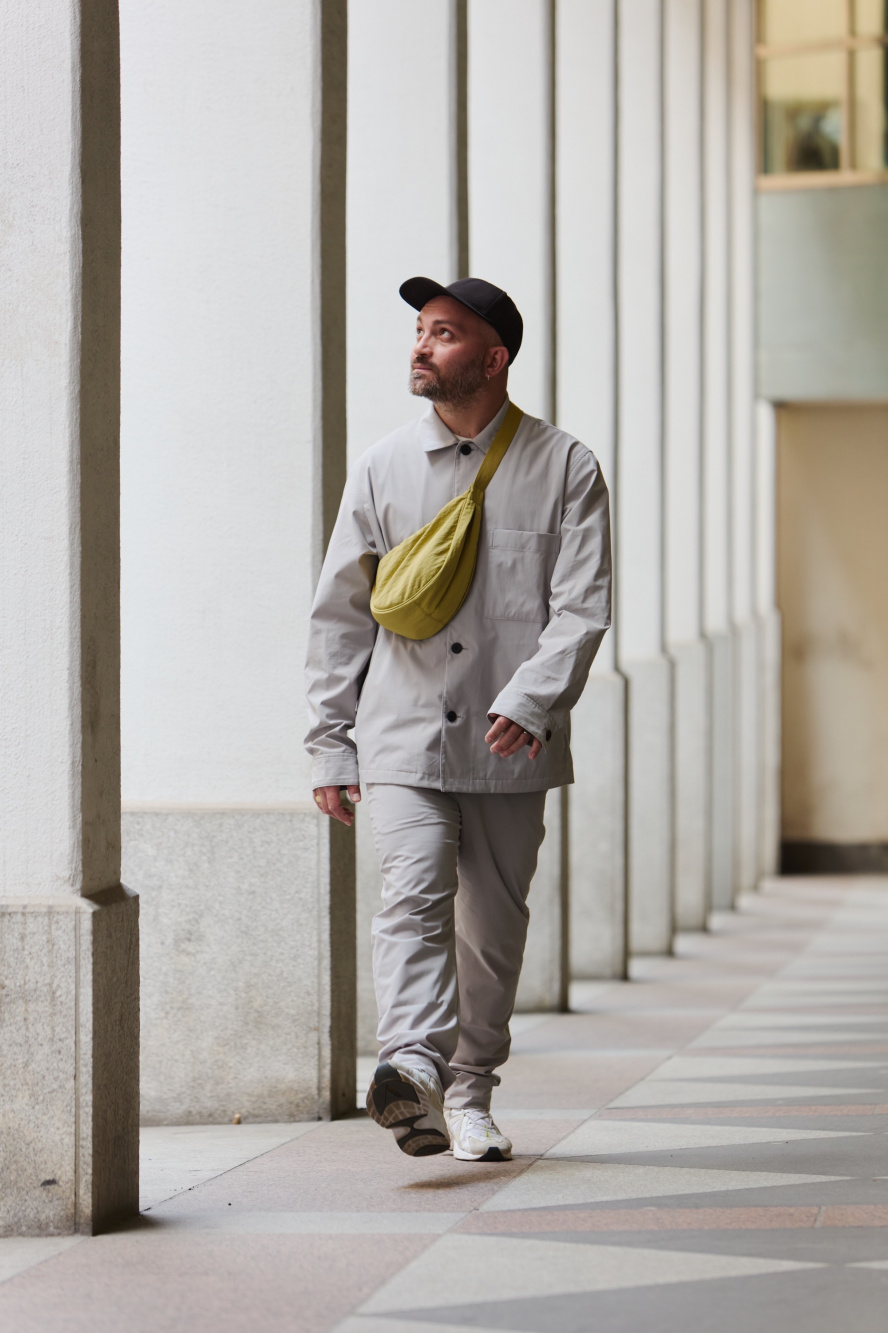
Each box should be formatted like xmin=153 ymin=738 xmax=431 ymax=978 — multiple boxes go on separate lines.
xmin=672 ymin=640 xmax=711 ymax=931
xmin=569 ymin=671 xmax=628 ymax=980
xmin=124 ymin=808 xmax=355 ymax=1125
xmin=0 ymin=887 xmax=139 ymax=1236
xmin=734 ymin=618 xmax=760 ymax=898
xmin=356 ymin=807 xmax=382 ymax=1057
xmin=516 ymin=788 xmax=568 ymax=1013
xmin=708 ymin=630 xmax=735 ymax=911
xmin=625 ymin=655 xmax=675 ymax=956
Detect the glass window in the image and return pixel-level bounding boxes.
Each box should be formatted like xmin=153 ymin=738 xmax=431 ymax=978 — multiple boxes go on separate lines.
xmin=758 ymin=0 xmax=846 ymax=46
xmin=854 ymin=47 xmax=888 ymax=169
xmin=758 ymin=1 xmax=888 ymax=182
xmin=854 ymin=0 xmax=888 ymax=38
xmin=762 ymin=53 xmax=844 ymax=173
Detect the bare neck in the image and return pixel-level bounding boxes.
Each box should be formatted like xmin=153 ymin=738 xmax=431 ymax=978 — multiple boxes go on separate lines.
xmin=433 ymin=383 xmax=508 ymax=440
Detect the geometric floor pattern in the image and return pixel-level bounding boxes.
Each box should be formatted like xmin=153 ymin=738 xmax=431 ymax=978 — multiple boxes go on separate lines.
xmin=2 ymin=877 xmax=887 ymax=1332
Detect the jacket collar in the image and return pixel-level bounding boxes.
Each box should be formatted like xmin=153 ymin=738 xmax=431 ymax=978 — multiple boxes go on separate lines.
xmin=417 ymin=396 xmax=511 ymax=455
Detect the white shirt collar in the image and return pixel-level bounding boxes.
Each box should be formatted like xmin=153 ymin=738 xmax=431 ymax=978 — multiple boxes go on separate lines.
xmin=417 ymin=395 xmax=511 ymax=455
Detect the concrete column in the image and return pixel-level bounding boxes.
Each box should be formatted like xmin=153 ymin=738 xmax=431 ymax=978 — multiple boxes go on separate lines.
xmin=0 ymin=0 xmax=139 ymax=1234
xmin=556 ymin=0 xmax=627 ymax=981
xmin=729 ymin=0 xmax=759 ymax=899
xmin=664 ymin=0 xmax=710 ymax=932
xmin=347 ymin=0 xmax=466 ymax=458
xmin=347 ymin=0 xmax=466 ymax=1055
xmin=120 ymin=0 xmax=353 ymax=1122
xmin=470 ymin=0 xmax=566 ymax=1008
xmin=617 ymin=0 xmax=674 ymax=956
xmin=702 ymin=0 xmax=735 ymax=912
xmin=469 ymin=0 xmax=555 ymax=421
xmin=756 ymin=399 xmax=781 ymax=878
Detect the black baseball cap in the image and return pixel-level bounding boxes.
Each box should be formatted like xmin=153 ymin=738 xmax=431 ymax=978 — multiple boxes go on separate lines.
xmin=399 ymin=276 xmax=523 ymax=365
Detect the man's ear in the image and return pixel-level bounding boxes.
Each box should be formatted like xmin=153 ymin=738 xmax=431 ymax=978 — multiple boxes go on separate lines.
xmin=486 ymin=346 xmax=510 ymax=378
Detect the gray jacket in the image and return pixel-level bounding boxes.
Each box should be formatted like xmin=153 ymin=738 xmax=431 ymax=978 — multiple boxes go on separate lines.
xmin=305 ymin=396 xmax=612 ymax=793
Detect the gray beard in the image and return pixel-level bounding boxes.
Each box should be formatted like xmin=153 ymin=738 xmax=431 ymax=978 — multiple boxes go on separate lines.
xmin=409 ymin=354 xmax=487 ymax=408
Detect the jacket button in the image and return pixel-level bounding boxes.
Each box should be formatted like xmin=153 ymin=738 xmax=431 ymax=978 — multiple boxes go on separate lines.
xmin=459 ymin=443 xmax=472 ymax=455
xmin=451 ymin=643 xmax=463 ymax=654
xmin=446 ymin=710 xmax=458 ymax=722
xmin=545 ymin=729 xmax=552 ymax=741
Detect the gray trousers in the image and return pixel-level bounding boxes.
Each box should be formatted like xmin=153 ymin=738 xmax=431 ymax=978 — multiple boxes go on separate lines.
xmin=365 ymin=783 xmax=548 ymax=1110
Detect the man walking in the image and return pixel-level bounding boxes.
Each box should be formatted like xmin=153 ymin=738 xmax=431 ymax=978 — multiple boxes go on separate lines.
xmin=305 ymin=276 xmax=611 ymax=1161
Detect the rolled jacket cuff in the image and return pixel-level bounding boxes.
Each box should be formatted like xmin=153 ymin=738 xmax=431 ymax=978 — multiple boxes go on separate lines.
xmin=487 ymin=688 xmax=553 ymax=749
xmin=310 ymin=753 xmax=361 ymax=790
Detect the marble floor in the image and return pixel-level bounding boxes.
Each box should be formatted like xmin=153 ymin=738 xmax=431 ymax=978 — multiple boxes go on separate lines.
xmin=2 ymin=878 xmax=887 ymax=1331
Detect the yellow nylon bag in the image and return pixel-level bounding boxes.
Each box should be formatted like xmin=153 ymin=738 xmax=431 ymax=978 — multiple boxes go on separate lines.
xmin=370 ymin=403 xmax=524 ymax=640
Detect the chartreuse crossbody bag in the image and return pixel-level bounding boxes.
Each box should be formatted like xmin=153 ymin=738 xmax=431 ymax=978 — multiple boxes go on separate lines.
xmin=370 ymin=402 xmax=524 ymax=641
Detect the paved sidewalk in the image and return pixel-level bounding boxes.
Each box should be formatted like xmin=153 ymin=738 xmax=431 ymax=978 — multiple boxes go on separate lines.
xmin=2 ymin=879 xmax=887 ymax=1331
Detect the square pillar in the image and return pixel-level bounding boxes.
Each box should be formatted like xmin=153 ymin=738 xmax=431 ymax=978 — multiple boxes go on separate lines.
xmin=119 ymin=0 xmax=353 ymax=1121
xmin=664 ymin=0 xmax=710 ymax=933
xmin=469 ymin=0 xmax=555 ymax=422
xmin=702 ymin=0 xmax=735 ymax=912
xmin=616 ymin=0 xmax=675 ymax=957
xmin=557 ymin=0 xmax=628 ymax=982
xmin=0 ymin=0 xmax=139 ymax=1233
xmin=729 ymin=0 xmax=760 ymax=899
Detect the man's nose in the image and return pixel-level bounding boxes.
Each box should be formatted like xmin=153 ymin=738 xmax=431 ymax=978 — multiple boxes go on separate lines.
xmin=414 ymin=330 xmax=433 ymax=356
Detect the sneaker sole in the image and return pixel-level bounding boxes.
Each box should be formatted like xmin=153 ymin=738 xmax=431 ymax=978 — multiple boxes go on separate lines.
xmin=366 ymin=1063 xmax=450 ymax=1157
xmin=452 ymin=1145 xmax=512 ymax=1163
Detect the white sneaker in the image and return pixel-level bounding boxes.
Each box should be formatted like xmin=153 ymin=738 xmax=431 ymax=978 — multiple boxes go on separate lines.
xmin=445 ymin=1108 xmax=513 ymax=1162
xmin=366 ymin=1062 xmax=450 ymax=1157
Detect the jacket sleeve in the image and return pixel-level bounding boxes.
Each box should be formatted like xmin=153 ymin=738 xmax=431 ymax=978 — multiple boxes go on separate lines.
xmin=487 ymin=445 xmax=612 ymax=745
xmin=304 ymin=465 xmax=380 ymax=789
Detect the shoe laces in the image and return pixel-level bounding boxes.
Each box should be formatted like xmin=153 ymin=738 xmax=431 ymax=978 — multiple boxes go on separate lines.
xmin=454 ymin=1107 xmax=497 ymax=1133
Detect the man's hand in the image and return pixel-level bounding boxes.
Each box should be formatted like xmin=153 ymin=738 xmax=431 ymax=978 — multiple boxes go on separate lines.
xmin=313 ymin=785 xmax=361 ymax=826
xmin=485 ymin=715 xmax=543 ymax=760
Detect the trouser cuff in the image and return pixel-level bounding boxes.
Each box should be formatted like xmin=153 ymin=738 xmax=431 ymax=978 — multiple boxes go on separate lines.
xmin=444 ymin=1069 xmax=501 ymax=1110
xmin=381 ymin=1044 xmax=453 ymax=1091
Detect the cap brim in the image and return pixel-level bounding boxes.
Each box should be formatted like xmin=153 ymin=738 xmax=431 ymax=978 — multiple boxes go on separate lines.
xmin=399 ymin=276 xmax=454 ymax=312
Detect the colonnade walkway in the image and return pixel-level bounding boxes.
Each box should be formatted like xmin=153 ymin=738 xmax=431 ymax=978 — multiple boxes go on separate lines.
xmin=2 ymin=879 xmax=887 ymax=1331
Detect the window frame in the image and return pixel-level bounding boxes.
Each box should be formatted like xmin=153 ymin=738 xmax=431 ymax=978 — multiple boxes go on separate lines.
xmin=756 ymin=0 xmax=888 ymax=190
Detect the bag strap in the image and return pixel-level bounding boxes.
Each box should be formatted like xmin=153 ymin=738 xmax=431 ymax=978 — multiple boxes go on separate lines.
xmin=470 ymin=402 xmax=524 ymax=496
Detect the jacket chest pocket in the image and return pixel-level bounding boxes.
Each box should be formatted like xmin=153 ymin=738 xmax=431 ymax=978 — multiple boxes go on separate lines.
xmin=482 ymin=528 xmax=559 ymax=623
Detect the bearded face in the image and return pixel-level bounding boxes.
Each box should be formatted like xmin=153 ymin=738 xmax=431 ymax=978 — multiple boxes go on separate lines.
xmin=409 ymin=346 xmax=489 ymax=407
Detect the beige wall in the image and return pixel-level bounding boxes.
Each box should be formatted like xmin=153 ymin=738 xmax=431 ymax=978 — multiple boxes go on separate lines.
xmin=778 ymin=405 xmax=888 ymax=842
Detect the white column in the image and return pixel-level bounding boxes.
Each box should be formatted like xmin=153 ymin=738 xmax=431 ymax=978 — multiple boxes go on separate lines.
xmin=120 ymin=0 xmax=353 ymax=1122
xmin=729 ymin=0 xmax=759 ymax=899
xmin=347 ymin=0 xmax=465 ymax=1055
xmin=0 ymin=0 xmax=139 ymax=1234
xmin=664 ymin=0 xmax=709 ymax=932
xmin=347 ymin=0 xmax=463 ymax=461
xmin=756 ymin=399 xmax=781 ymax=878
xmin=617 ymin=0 xmax=674 ymax=956
xmin=469 ymin=0 xmax=554 ymax=421
xmin=557 ymin=0 xmax=626 ymax=980
xmin=470 ymin=0 xmax=566 ymax=1008
xmin=702 ymin=0 xmax=734 ymax=912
